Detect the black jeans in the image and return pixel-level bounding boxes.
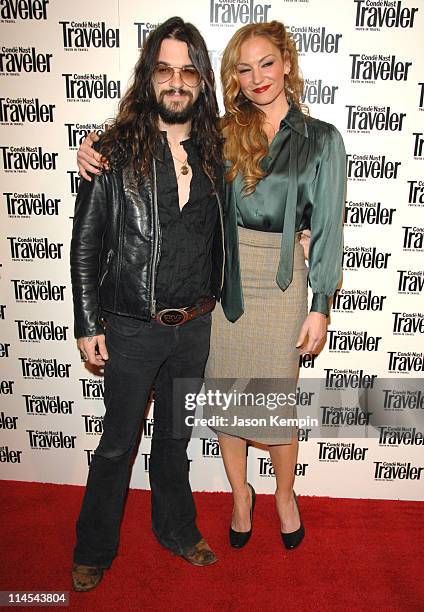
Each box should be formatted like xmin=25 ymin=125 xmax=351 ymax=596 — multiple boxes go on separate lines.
xmin=73 ymin=312 xmax=211 ymax=567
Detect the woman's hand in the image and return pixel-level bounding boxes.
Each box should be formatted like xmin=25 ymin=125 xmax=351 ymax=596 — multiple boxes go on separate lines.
xmin=299 ymin=229 xmax=311 ymax=260
xmin=296 ymin=312 xmax=327 ymax=355
xmin=77 ymin=131 xmax=106 ymax=181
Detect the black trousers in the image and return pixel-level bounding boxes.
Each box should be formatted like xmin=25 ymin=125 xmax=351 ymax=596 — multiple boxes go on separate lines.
xmin=73 ymin=312 xmax=211 ymax=567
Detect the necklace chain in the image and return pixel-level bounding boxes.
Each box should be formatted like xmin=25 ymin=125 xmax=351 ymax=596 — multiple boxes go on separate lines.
xmin=168 ymin=141 xmax=189 ymax=179
xmin=263 ymin=120 xmax=277 ymax=139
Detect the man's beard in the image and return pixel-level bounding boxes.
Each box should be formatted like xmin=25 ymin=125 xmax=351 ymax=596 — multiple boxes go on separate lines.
xmin=155 ymin=88 xmax=198 ymax=124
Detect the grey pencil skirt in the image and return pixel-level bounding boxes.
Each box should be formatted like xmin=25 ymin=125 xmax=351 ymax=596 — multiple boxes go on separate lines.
xmin=205 ymin=226 xmax=308 ymax=445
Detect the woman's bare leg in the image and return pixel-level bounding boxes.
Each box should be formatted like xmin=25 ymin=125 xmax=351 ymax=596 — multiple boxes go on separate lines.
xmin=269 ymin=435 xmax=301 ymax=532
xmin=217 ymin=433 xmax=252 ymax=531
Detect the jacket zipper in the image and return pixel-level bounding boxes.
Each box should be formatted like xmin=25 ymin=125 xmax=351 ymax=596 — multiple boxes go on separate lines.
xmin=215 ymin=188 xmax=225 ymax=292
xmin=115 ymin=186 xmax=125 ymax=309
xmin=205 ymin=168 xmax=225 ymax=293
xmin=99 ymin=249 xmax=114 ymax=287
xmin=149 ymin=159 xmax=160 ymax=316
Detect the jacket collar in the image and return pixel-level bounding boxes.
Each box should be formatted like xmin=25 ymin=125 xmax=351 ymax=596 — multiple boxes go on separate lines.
xmin=279 ymin=104 xmax=308 ymax=138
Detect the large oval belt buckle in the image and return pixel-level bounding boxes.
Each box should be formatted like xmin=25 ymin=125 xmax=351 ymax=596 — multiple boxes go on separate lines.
xmin=157 ymin=308 xmax=188 ymax=326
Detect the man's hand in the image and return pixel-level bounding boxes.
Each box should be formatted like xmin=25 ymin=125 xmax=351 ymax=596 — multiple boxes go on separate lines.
xmin=77 ymin=131 xmax=106 ymax=181
xmin=296 ymin=312 xmax=327 ymax=355
xmin=77 ymin=334 xmax=109 ymax=366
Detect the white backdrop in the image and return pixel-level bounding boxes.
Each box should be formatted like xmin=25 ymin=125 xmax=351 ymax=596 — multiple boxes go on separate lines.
xmin=0 ymin=0 xmax=423 ymax=501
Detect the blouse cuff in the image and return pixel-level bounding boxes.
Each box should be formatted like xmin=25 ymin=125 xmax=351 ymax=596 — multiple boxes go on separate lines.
xmin=310 ymin=293 xmax=329 ymax=316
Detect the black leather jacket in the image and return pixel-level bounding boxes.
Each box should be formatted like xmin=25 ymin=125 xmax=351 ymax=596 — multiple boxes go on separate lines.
xmin=70 ymin=160 xmax=225 ymax=339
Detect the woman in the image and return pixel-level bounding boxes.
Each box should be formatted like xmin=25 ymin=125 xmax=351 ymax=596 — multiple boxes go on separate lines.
xmin=205 ymin=21 xmax=345 ymax=550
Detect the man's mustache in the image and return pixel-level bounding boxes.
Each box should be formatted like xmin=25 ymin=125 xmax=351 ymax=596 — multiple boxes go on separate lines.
xmin=159 ymin=88 xmax=193 ymax=101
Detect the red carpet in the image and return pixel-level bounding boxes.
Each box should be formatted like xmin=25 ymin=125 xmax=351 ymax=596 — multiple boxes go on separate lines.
xmin=1 ymin=480 xmax=423 ymax=611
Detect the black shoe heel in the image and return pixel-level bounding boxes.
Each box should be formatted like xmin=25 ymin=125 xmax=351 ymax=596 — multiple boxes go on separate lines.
xmin=229 ymin=483 xmax=256 ymax=549
xmin=281 ymin=492 xmax=305 ymax=550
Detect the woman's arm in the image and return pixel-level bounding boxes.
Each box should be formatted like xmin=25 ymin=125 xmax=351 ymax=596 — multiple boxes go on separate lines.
xmin=296 ymin=124 xmax=346 ymax=354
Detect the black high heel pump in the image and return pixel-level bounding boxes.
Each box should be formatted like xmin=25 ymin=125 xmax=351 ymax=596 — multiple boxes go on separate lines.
xmin=281 ymin=491 xmax=305 ymax=550
xmin=229 ymin=483 xmax=256 ymax=549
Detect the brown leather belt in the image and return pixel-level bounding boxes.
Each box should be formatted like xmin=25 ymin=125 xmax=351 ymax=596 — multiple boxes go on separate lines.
xmin=153 ymin=297 xmax=216 ymax=326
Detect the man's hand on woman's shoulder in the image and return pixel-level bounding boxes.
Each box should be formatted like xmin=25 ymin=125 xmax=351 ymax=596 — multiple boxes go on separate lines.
xmin=77 ymin=131 xmax=106 ymax=181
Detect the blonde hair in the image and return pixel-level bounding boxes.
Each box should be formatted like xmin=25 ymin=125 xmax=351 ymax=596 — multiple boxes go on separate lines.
xmin=220 ymin=21 xmax=307 ymax=194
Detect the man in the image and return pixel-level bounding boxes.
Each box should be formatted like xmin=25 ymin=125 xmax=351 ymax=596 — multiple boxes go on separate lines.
xmin=70 ymin=16 xmax=224 ymax=591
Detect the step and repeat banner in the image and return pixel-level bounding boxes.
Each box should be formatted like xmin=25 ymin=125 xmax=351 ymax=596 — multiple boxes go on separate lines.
xmin=0 ymin=0 xmax=423 ymax=500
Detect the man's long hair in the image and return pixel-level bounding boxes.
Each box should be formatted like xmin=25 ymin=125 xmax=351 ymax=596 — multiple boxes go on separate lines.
xmin=99 ymin=17 xmax=222 ymax=180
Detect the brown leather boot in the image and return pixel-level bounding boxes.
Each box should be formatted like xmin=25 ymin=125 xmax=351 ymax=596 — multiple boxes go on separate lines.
xmin=72 ymin=564 xmax=104 ymax=592
xmin=179 ymin=538 xmax=218 ymax=566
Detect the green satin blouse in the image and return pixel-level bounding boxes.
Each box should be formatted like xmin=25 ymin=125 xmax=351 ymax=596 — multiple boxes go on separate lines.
xmin=220 ymin=104 xmax=346 ymax=322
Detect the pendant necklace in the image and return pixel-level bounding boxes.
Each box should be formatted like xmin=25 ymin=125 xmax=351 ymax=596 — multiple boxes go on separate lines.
xmin=174 ymin=154 xmax=189 ymax=177
xmin=168 ymin=143 xmax=189 ymax=178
